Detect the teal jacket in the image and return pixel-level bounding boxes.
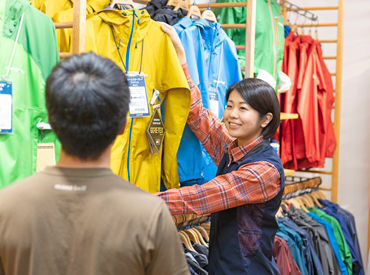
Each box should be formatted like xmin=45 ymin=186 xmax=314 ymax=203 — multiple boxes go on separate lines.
xmin=215 ymin=0 xmax=285 ymax=88
xmin=0 ymin=0 xmax=60 ymax=188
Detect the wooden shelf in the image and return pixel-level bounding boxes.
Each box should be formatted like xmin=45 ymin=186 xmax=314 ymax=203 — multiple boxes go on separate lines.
xmin=284 ymin=169 xmax=295 ymax=177
xmin=280 ymin=113 xmax=299 ymax=120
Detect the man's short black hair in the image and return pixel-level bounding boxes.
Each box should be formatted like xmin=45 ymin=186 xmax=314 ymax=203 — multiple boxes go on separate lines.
xmin=46 ymin=52 xmax=130 ymax=159
xmin=226 ymin=78 xmax=280 ymax=140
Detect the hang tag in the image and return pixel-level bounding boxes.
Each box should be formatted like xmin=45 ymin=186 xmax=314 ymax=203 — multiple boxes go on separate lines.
xmin=0 ymin=81 xmax=13 ymax=134
xmin=146 ymin=106 xmax=165 ymax=154
xmin=126 ymin=74 xmax=150 ymax=118
xmin=36 ymin=143 xmax=56 ymax=172
xmin=208 ymin=86 xmax=219 ymax=118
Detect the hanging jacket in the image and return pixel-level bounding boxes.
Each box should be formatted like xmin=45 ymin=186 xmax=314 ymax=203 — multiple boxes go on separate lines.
xmin=173 ymin=17 xmax=242 ymax=185
xmin=55 ymin=0 xmax=110 ymax=53
xmin=31 ymin=0 xmax=73 ymax=19
xmin=214 ymin=0 xmax=284 ymax=88
xmin=0 ymin=0 xmax=60 ymax=188
xmin=84 ymin=9 xmax=191 ymax=192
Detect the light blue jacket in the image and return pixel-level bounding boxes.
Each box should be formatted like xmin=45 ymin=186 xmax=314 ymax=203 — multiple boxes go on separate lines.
xmin=174 ymin=17 xmax=242 ymax=185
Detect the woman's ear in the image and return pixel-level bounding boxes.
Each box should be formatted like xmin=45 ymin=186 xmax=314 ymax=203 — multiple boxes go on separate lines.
xmin=261 ymin=112 xmax=273 ymax=128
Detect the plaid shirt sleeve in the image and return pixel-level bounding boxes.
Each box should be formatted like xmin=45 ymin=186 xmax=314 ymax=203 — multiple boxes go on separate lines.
xmin=183 ymin=64 xmax=233 ymax=166
xmin=157 ymin=160 xmax=281 ymax=216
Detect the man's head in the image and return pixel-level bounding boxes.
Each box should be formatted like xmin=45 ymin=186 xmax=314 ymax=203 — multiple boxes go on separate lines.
xmin=46 ymin=52 xmax=130 ymax=160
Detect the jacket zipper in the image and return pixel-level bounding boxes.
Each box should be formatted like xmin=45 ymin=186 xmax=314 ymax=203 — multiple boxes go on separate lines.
xmin=268 ymin=0 xmax=277 ymax=79
xmin=126 ymin=10 xmax=137 ymax=183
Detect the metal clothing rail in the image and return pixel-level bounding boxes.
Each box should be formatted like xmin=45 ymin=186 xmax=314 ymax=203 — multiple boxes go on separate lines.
xmin=281 ymin=0 xmax=318 ymax=21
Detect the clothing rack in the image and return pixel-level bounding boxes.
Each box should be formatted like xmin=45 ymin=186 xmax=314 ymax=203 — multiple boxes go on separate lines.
xmin=280 ymin=1 xmax=345 ymax=203
xmin=175 ymin=214 xmax=211 ymax=229
xmin=281 ymin=0 xmax=318 ymax=22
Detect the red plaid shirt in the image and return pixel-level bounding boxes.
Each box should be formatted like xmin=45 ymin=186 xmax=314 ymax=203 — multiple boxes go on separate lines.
xmin=157 ymin=64 xmax=281 ymax=216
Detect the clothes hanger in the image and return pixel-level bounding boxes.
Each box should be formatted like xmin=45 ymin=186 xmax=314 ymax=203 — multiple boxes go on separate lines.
xmin=104 ymin=0 xmax=134 ymax=10
xmin=179 ymin=231 xmax=194 ymax=250
xmin=202 ymin=9 xmax=217 ymax=22
xmin=187 ymin=2 xmax=201 ymax=19
xmin=201 ymin=0 xmax=216 ymax=22
xmin=195 ymin=225 xmax=209 ymax=243
xmin=167 ymin=0 xmax=189 ymax=10
xmin=192 ymin=227 xmax=208 ymax=247
xmin=185 ymin=228 xmax=200 ymax=244
xmin=306 ymin=191 xmax=323 ymax=208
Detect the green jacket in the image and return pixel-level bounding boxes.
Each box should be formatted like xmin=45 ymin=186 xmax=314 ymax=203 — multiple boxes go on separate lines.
xmin=215 ymin=0 xmax=284 ymax=87
xmin=310 ymin=207 xmax=353 ymax=275
xmin=0 ymin=0 xmax=60 ymax=188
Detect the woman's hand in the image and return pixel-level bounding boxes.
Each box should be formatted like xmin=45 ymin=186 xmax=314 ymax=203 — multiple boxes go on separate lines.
xmin=160 ymin=22 xmax=187 ymax=65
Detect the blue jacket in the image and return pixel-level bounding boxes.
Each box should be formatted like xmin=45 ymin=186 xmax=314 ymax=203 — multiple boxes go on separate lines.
xmin=174 ymin=17 xmax=242 ymax=185
xmin=308 ymin=212 xmax=348 ymax=275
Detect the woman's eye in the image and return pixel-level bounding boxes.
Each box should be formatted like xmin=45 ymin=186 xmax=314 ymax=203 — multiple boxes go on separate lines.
xmin=240 ymin=106 xmax=247 ymax=111
xmin=226 ymin=105 xmax=232 ymax=109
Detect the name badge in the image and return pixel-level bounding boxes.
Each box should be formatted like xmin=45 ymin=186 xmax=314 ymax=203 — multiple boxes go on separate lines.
xmin=126 ymin=74 xmax=150 ymax=118
xmin=0 ymin=81 xmax=12 ymax=134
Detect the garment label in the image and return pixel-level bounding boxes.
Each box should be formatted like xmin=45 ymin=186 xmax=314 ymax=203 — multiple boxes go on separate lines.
xmin=36 ymin=143 xmax=56 ymax=172
xmin=127 ymin=74 xmax=150 ymax=118
xmin=0 ymin=81 xmax=12 ymax=134
xmin=146 ymin=106 xmax=165 ymax=153
xmin=208 ymin=87 xmax=219 ymax=118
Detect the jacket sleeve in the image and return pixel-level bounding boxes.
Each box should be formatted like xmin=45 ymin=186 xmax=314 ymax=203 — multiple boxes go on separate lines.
xmin=158 ymin=34 xmax=192 ymax=190
xmin=183 ymin=64 xmax=233 ymax=166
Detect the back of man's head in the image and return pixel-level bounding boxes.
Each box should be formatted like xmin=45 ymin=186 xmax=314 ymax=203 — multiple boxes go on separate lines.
xmin=46 ymin=52 xmax=130 ymax=160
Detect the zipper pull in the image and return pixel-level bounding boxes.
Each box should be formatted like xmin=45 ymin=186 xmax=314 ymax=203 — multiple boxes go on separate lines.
xmin=135 ymin=42 xmax=137 ymax=49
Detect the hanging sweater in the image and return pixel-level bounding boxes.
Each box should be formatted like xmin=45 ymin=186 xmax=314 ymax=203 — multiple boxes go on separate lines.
xmin=84 ymin=9 xmax=191 ymax=192
xmin=0 ymin=0 xmax=60 ymax=188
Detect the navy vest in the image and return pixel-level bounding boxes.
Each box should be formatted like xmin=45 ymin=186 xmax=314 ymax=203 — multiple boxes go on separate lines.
xmin=208 ymin=140 xmax=285 ymax=274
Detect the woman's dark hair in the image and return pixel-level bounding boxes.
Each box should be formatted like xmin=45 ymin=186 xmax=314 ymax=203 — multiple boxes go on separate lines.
xmin=46 ymin=52 xmax=130 ymax=160
xmin=226 ymin=78 xmax=280 ymax=140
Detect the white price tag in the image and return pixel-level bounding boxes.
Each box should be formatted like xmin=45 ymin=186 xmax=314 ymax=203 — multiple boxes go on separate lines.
xmin=208 ymin=87 xmax=219 ymax=118
xmin=127 ymin=74 xmax=150 ymax=118
xmin=0 ymin=81 xmax=12 ymax=134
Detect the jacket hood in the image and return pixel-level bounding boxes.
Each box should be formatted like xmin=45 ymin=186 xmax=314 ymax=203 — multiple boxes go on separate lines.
xmin=97 ymin=8 xmax=151 ymax=42
xmin=69 ymin=0 xmax=110 ymax=13
xmin=194 ymin=19 xmax=223 ymax=49
xmin=3 ymin=0 xmax=27 ymax=38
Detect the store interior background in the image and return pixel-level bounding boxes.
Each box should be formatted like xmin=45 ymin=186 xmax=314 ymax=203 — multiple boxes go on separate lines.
xmin=289 ymin=0 xmax=369 ymax=266
xmin=135 ymin=0 xmax=370 ymax=264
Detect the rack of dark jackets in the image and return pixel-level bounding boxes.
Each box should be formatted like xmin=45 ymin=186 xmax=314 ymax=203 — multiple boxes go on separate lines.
xmin=274 ymin=176 xmax=364 ymax=275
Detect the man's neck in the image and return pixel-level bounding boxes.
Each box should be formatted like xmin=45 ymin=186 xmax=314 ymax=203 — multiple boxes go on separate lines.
xmin=56 ymin=147 xmax=111 ymax=169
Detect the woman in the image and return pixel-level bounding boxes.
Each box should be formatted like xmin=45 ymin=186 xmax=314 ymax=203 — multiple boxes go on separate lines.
xmin=159 ymin=23 xmax=285 ymax=274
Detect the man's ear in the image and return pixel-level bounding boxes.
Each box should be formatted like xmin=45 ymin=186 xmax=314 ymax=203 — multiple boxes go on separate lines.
xmin=118 ymin=121 xmax=127 ymax=135
xmin=261 ymin=112 xmax=273 ymax=128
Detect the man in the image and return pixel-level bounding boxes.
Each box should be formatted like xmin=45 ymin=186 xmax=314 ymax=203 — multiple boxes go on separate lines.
xmin=0 ymin=52 xmax=189 ymax=275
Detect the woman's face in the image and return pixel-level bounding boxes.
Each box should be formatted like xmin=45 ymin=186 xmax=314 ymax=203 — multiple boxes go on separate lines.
xmin=223 ymin=90 xmax=264 ymax=147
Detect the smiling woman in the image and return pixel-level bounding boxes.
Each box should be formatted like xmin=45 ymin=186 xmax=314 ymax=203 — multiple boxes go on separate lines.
xmin=158 ymin=23 xmax=285 ymax=274
xmin=224 ymin=78 xmax=280 ymax=146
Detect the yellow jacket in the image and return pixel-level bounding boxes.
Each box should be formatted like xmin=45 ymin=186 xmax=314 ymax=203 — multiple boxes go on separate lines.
xmin=52 ymin=0 xmax=110 ymax=52
xmin=31 ymin=0 xmax=73 ymax=19
xmin=84 ymin=9 xmax=191 ymax=192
